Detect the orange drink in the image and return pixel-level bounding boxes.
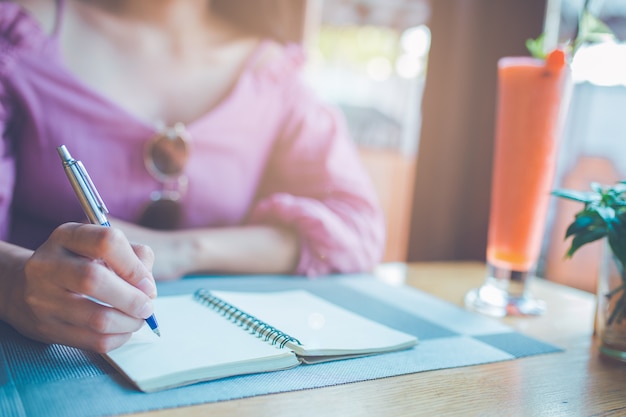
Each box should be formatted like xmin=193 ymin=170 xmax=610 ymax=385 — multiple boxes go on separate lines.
xmin=488 ymin=54 xmax=570 ymax=271
xmin=466 ymin=51 xmax=570 ymax=317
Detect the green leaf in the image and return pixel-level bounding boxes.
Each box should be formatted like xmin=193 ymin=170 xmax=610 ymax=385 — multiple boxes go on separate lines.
xmin=590 ymin=181 xmax=604 ymax=193
xmin=551 ymin=189 xmax=599 ymax=204
xmin=565 ymin=213 xmax=600 ymax=238
xmin=595 ymin=205 xmax=617 ymax=224
xmin=526 ymin=34 xmax=546 ymax=59
xmin=555 ymin=181 xmax=626 ymax=261
xmin=566 ymin=228 xmax=607 ymax=257
xmin=610 ymin=183 xmax=626 ymax=196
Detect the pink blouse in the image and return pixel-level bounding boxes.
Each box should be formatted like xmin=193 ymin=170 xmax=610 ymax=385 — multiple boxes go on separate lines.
xmin=0 ymin=2 xmax=385 ymax=276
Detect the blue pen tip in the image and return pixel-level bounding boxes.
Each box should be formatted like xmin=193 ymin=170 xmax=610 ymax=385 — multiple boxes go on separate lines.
xmin=145 ymin=314 xmax=160 ymax=337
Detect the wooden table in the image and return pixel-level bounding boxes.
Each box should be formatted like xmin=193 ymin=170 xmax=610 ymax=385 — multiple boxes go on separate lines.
xmin=128 ymin=262 xmax=626 ymax=417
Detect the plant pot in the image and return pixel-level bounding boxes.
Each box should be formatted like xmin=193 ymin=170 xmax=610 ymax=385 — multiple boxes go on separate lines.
xmin=597 ymin=241 xmax=626 ymax=361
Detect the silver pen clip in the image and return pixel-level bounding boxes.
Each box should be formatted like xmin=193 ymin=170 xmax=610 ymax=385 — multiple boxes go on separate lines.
xmin=76 ymin=160 xmax=109 ymax=216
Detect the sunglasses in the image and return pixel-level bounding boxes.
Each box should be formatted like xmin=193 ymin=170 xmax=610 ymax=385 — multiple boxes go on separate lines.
xmin=138 ymin=123 xmax=190 ymax=230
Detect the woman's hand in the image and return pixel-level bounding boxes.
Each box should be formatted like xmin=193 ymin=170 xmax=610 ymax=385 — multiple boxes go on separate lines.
xmin=1 ymin=222 xmax=156 ymax=353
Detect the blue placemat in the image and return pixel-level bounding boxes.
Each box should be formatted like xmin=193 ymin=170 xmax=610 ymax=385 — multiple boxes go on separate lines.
xmin=0 ymin=274 xmax=562 ymax=417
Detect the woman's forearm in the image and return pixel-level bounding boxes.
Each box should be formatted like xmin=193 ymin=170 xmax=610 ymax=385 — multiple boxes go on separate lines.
xmin=183 ymin=224 xmax=299 ymax=275
xmin=113 ymin=220 xmax=300 ymax=280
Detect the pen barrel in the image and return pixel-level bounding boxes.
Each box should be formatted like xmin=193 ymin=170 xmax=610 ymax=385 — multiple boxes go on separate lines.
xmin=63 ymin=162 xmax=110 ymax=226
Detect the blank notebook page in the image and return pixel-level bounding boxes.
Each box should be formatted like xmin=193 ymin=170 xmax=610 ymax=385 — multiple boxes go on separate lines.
xmin=212 ymin=290 xmax=417 ymax=356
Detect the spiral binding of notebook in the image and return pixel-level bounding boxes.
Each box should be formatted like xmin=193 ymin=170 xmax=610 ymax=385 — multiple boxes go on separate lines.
xmin=193 ymin=289 xmax=302 ymax=348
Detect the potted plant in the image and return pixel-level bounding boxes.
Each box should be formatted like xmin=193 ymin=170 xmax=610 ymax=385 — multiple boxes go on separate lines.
xmin=553 ymin=182 xmax=626 ymax=361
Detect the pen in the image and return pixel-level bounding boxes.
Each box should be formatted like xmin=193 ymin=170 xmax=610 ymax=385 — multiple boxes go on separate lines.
xmin=57 ymin=145 xmax=161 ymax=337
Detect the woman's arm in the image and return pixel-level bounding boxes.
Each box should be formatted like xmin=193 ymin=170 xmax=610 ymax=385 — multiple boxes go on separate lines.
xmin=110 ymin=220 xmax=299 ymax=280
xmin=248 ymin=78 xmax=386 ymax=277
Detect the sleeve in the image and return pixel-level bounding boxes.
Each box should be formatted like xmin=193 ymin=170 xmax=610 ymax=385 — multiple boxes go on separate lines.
xmin=248 ymin=81 xmax=386 ymax=277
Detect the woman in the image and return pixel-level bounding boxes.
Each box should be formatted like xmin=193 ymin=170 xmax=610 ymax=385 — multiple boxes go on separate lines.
xmin=0 ymin=0 xmax=385 ymax=352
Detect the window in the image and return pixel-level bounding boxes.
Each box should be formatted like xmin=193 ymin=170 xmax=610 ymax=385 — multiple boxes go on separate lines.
xmin=305 ymin=0 xmax=431 ymax=261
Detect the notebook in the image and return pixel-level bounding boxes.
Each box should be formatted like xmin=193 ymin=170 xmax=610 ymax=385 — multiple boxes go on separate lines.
xmin=104 ymin=289 xmax=417 ymax=392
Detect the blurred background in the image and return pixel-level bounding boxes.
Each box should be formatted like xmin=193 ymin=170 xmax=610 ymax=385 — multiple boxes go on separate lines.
xmin=298 ymin=0 xmax=626 ymax=292
xmin=303 ymin=0 xmax=430 ymax=263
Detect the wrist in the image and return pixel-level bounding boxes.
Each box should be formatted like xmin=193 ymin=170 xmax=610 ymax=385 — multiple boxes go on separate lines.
xmin=186 ymin=225 xmax=299 ymax=274
xmin=177 ymin=229 xmax=226 ymax=274
xmin=148 ymin=230 xmax=199 ymax=280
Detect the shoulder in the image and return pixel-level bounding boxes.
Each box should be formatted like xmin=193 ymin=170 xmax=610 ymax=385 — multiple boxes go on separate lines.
xmin=0 ymin=0 xmax=54 ymax=47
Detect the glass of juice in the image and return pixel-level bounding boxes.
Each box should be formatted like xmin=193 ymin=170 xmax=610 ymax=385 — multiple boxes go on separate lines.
xmin=465 ymin=52 xmax=571 ymax=317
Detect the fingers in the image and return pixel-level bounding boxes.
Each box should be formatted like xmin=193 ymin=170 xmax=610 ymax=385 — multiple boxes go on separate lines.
xmin=41 ymin=223 xmax=156 ymax=318
xmin=36 ymin=293 xmax=144 ymax=352
xmin=62 ymin=259 xmax=155 ymax=319
xmin=132 ymin=242 xmax=155 ymax=271
xmin=15 ymin=223 xmax=160 ymax=353
xmin=61 ymin=293 xmax=145 ymax=334
xmin=11 ymin=271 xmax=144 ymax=353
xmin=55 ymin=223 xmax=157 ymax=297
xmin=132 ymin=243 xmax=157 ymax=298
xmin=64 ymin=223 xmax=155 ymax=286
xmin=45 ymin=318 xmax=136 ymax=353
